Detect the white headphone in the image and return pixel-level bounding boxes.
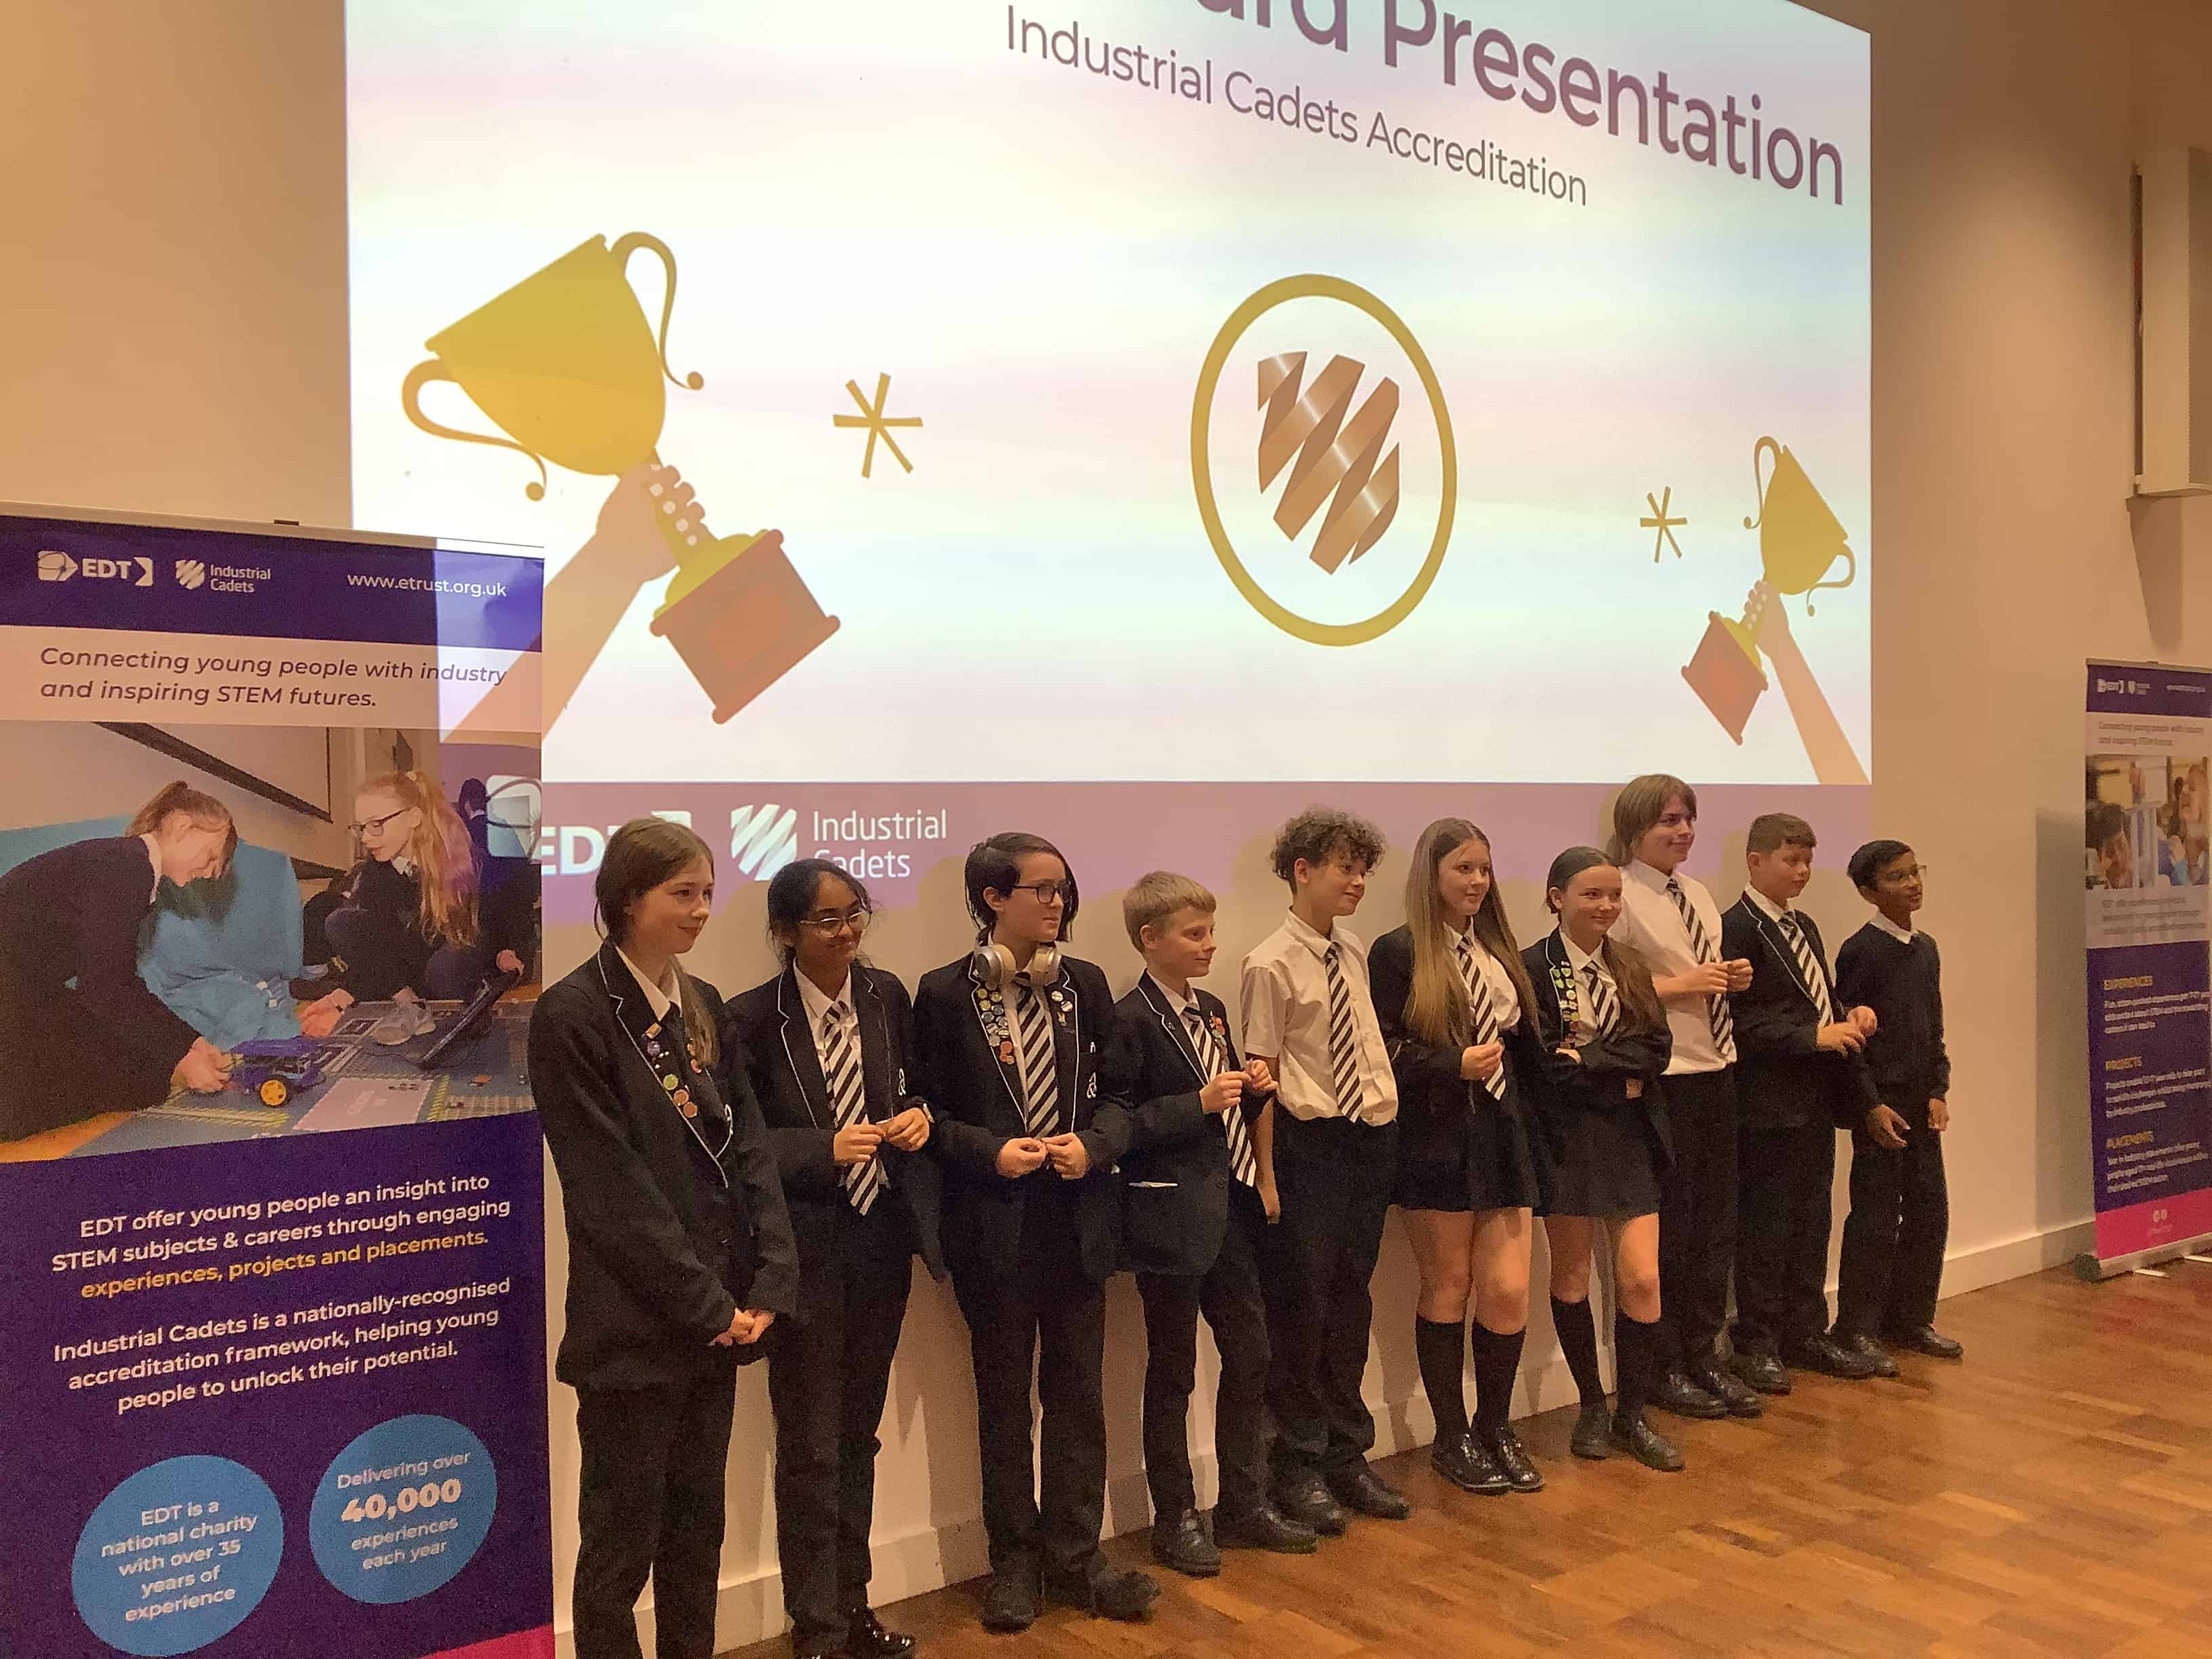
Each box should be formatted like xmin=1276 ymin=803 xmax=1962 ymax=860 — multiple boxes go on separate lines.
xmin=970 ymin=941 xmax=1061 ymax=991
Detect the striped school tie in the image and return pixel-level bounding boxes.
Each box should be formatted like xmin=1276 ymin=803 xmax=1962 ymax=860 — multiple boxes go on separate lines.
xmin=822 ymin=1004 xmax=884 ymax=1215
xmin=1582 ymin=963 xmax=1620 ymax=1037
xmin=1666 ymin=874 xmax=1736 ymax=1059
xmin=1322 ymin=944 xmax=1369 ymax=1122
xmin=1776 ymin=911 xmax=1839 ymax=1023
xmin=1454 ymin=937 xmax=1509 ymax=1101
xmin=1185 ymin=1004 xmax=1259 ymax=1189
xmin=1013 ymin=984 xmax=1062 ymax=1137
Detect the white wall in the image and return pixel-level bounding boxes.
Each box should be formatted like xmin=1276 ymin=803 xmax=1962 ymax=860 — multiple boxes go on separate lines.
xmin=7 ymin=0 xmax=2212 ymax=1650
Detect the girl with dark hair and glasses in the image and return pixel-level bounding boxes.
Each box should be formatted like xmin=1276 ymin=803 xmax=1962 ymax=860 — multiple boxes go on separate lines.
xmin=527 ymin=818 xmax=798 ymax=1659
xmin=727 ymin=859 xmax=945 ymax=1659
xmin=912 ymin=832 xmax=1152 ymax=1633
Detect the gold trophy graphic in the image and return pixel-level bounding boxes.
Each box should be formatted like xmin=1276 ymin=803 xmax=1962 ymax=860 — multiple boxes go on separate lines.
xmin=401 ymin=232 xmax=838 ymax=723
xmin=1681 ymin=435 xmax=1858 ymax=746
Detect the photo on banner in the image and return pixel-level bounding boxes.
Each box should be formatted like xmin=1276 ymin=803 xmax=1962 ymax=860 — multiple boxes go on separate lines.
xmin=0 ymin=508 xmax=554 ymax=1659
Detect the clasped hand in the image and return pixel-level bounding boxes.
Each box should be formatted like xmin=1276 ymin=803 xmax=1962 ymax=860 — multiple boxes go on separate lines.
xmin=712 ymin=1307 xmax=776 ymax=1348
xmin=996 ymin=1134 xmax=1091 ymax=1179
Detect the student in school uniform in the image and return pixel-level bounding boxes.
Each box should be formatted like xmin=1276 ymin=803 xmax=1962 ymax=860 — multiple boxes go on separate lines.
xmin=1523 ymin=848 xmax=1682 ymax=1471
xmin=0 ymin=781 xmax=239 ymax=1138
xmin=1606 ymin=775 xmax=1761 ymax=1422
xmin=528 ymin=818 xmax=799 ymax=1659
xmin=912 ymin=833 xmax=1154 ymax=1633
xmin=729 ymin=859 xmax=946 ymax=1659
xmin=1370 ymin=819 xmax=1550 ymax=1496
xmin=1103 ymin=871 xmax=1316 ymax=1574
xmin=1833 ymin=840 xmax=1964 ymax=1365
xmin=1722 ymin=812 xmax=1884 ymax=1393
xmin=1242 ymin=807 xmax=1411 ymax=1535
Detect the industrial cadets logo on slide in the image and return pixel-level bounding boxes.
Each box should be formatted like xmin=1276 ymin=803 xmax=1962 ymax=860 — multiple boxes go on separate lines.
xmin=175 ymin=558 xmax=207 ymax=590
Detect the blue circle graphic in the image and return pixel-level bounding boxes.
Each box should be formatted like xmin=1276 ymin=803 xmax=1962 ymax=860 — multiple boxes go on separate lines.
xmin=72 ymin=1456 xmax=284 ymax=1656
xmin=309 ymin=1414 xmax=497 ymax=1604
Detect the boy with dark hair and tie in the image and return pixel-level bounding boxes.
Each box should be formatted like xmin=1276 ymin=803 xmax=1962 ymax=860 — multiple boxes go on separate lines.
xmin=1242 ymin=806 xmax=1410 ymax=1535
xmin=1103 ymin=872 xmax=1317 ymax=1576
xmin=1833 ymin=840 xmax=1963 ymax=1364
xmin=1721 ymin=813 xmax=1885 ymax=1393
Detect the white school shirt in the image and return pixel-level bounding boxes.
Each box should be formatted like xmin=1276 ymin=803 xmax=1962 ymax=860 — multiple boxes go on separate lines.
xmin=1743 ymin=886 xmax=1841 ymax=1021
xmin=1560 ymin=933 xmax=1616 ymax=1045
xmin=1615 ymin=859 xmax=1734 ymax=1076
xmin=1452 ymin=925 xmax=1522 ymax=1031
xmin=617 ymin=947 xmax=678 ymax=1022
xmin=796 ymin=968 xmax=859 ymax=1076
xmin=1870 ymin=914 xmax=1916 ymax=945
xmin=1240 ymin=911 xmax=1397 ymax=1126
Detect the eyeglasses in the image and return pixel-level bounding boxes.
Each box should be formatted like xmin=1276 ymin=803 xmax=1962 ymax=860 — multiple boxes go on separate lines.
xmin=1879 ymin=864 xmax=1928 ymax=884
xmin=348 ymin=807 xmax=417 ymax=838
xmin=798 ymin=907 xmax=872 ymax=936
xmin=1006 ymin=880 xmax=1071 ymax=904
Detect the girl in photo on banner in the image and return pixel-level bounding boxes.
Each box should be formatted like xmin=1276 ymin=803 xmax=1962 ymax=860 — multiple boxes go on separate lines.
xmin=1525 ymin=846 xmax=1681 ymax=1472
xmin=527 ymin=817 xmax=798 ymax=1659
xmin=325 ymin=769 xmax=527 ymax=1002
xmin=0 ymin=781 xmax=239 ymax=1139
xmin=1369 ymin=818 xmax=1551 ymax=1498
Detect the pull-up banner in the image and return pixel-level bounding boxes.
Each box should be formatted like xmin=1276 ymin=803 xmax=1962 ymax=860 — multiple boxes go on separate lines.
xmin=2078 ymin=658 xmax=2212 ymax=1277
xmin=0 ymin=509 xmax=552 ymax=1658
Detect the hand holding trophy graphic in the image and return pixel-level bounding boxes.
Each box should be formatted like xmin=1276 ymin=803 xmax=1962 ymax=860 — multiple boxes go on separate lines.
xmin=1680 ymin=436 xmax=1866 ymax=784
xmin=401 ymin=232 xmax=839 ymax=728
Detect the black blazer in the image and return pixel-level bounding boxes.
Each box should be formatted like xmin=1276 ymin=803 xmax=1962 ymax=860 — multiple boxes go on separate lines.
xmin=1100 ymin=976 xmax=1267 ymax=1277
xmin=912 ymin=951 xmax=1130 ymax=1286
xmin=1521 ymin=932 xmax=1674 ymax=1158
xmin=1369 ymin=923 xmax=1549 ymax=1165
xmin=529 ymin=941 xmax=800 ymax=1391
xmin=1720 ymin=897 xmax=1879 ymax=1131
xmin=725 ymin=962 xmax=947 ymax=1284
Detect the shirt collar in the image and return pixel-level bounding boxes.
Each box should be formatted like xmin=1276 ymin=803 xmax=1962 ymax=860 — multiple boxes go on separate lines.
xmin=1744 ymin=886 xmax=1793 ymax=924
xmin=1870 ymin=913 xmax=1917 ymax=945
xmin=1561 ymin=930 xmax=1608 ymax=976
xmin=1626 ymin=859 xmax=1676 ymax=895
xmin=1147 ymin=972 xmax=1198 ymax=1017
xmin=616 ymin=947 xmax=679 ymax=1022
xmin=1282 ymin=908 xmax=1340 ymax=959
xmin=795 ymin=967 xmax=854 ymax=1027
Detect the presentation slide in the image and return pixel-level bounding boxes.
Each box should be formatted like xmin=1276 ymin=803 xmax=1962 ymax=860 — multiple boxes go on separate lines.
xmin=347 ymin=0 xmax=1868 ymax=903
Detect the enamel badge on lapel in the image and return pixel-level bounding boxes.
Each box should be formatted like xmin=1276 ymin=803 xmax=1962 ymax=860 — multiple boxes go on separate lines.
xmin=1049 ymin=988 xmax=1071 ymax=1028
xmin=1208 ymin=1012 xmax=1229 ymax=1042
xmin=975 ymin=982 xmax=1014 ymax=1062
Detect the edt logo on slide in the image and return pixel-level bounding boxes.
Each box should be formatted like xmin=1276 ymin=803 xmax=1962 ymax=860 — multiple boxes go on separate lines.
xmin=33 ymin=549 xmax=153 ymax=587
xmin=1191 ymin=275 xmax=1456 ymax=647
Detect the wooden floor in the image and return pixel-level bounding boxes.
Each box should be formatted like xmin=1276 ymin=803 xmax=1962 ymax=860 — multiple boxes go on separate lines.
xmin=728 ymin=1263 xmax=2212 ymax=1658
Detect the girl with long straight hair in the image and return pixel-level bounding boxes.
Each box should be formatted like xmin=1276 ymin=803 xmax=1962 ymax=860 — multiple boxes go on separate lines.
xmin=527 ymin=817 xmax=798 ymax=1659
xmin=1370 ymin=818 xmax=1551 ymax=1497
xmin=1524 ymin=846 xmax=1681 ymax=1471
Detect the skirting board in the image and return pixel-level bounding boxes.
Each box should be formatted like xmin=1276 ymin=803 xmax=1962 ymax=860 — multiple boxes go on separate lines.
xmin=553 ymin=1217 xmax=2097 ymax=1657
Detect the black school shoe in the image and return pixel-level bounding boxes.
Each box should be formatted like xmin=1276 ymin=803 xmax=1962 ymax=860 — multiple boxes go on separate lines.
xmin=1835 ymin=1331 xmax=1901 ymax=1378
xmin=1486 ymin=1426 xmax=1545 ymax=1494
xmin=1431 ymin=1431 xmax=1511 ymax=1495
xmin=1214 ymin=1502 xmax=1318 ymax=1553
xmin=1326 ymin=1463 xmax=1413 ymax=1520
xmin=1609 ymin=1413 xmax=1686 ymax=1472
xmin=1570 ymin=1403 xmax=1614 ymax=1460
xmin=1273 ymin=1471 xmax=1349 ymax=1536
xmin=1041 ymin=1559 xmax=1160 ymax=1621
xmin=1691 ymin=1364 xmax=1767 ymax=1418
xmin=1782 ymin=1333 xmax=1882 ymax=1380
xmin=1885 ymin=1323 xmax=1966 ymax=1359
xmin=1654 ymin=1369 xmax=1729 ymax=1420
xmin=979 ymin=1559 xmax=1039 ymax=1633
xmin=1729 ymin=1350 xmax=1793 ymax=1395
xmin=840 ymin=1605 xmax=916 ymax=1659
xmin=1150 ymin=1509 xmax=1221 ymax=1578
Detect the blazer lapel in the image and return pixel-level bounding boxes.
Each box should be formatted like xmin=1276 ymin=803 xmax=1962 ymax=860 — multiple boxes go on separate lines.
xmin=1049 ymin=970 xmax=1081 ymax=1115
xmin=1746 ymin=902 xmax=1826 ymax=1017
xmin=966 ymin=956 xmax=1029 ymax=1122
xmin=592 ymin=941 xmax=731 ymax=1179
xmin=854 ymin=968 xmax=899 ymax=1122
xmin=775 ymin=968 xmax=834 ymax=1129
xmin=1139 ymin=975 xmax=1209 ymax=1086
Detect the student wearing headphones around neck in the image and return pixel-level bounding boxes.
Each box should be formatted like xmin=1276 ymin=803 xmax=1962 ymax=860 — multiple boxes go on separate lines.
xmin=527 ymin=818 xmax=798 ymax=1659
xmin=912 ymin=832 xmax=1153 ymax=1635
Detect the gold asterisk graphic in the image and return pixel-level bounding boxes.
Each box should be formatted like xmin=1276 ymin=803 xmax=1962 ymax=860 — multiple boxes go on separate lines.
xmin=1641 ymin=487 xmax=1687 ymax=561
xmin=833 ymin=373 xmax=922 ymax=478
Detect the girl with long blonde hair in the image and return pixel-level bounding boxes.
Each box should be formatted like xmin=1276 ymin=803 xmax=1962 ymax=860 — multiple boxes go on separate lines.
xmin=1368 ymin=818 xmax=1551 ymax=1498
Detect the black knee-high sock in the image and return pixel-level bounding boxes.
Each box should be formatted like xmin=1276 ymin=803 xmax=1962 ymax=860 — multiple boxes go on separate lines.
xmin=1551 ymin=1296 xmax=1605 ymax=1408
xmin=1470 ymin=1322 xmax=1527 ymax=1437
xmin=1614 ymin=1309 xmax=1661 ymax=1425
xmin=1414 ymin=1317 xmax=1469 ymax=1443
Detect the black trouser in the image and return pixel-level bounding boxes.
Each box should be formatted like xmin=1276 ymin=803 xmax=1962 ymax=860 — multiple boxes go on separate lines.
xmin=1731 ymin=1118 xmax=1837 ymax=1356
xmin=573 ymin=1362 xmax=739 ymax=1659
xmin=1261 ymin=1112 xmax=1398 ymax=1479
xmin=1835 ymin=1096 xmax=1949 ymax=1338
xmin=949 ymin=1180 xmax=1107 ymax=1578
xmin=1134 ymin=1180 xmax=1272 ymax=1522
xmin=768 ymin=1198 xmax=915 ymax=1656
xmin=1657 ymin=1067 xmax=1739 ymax=1370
